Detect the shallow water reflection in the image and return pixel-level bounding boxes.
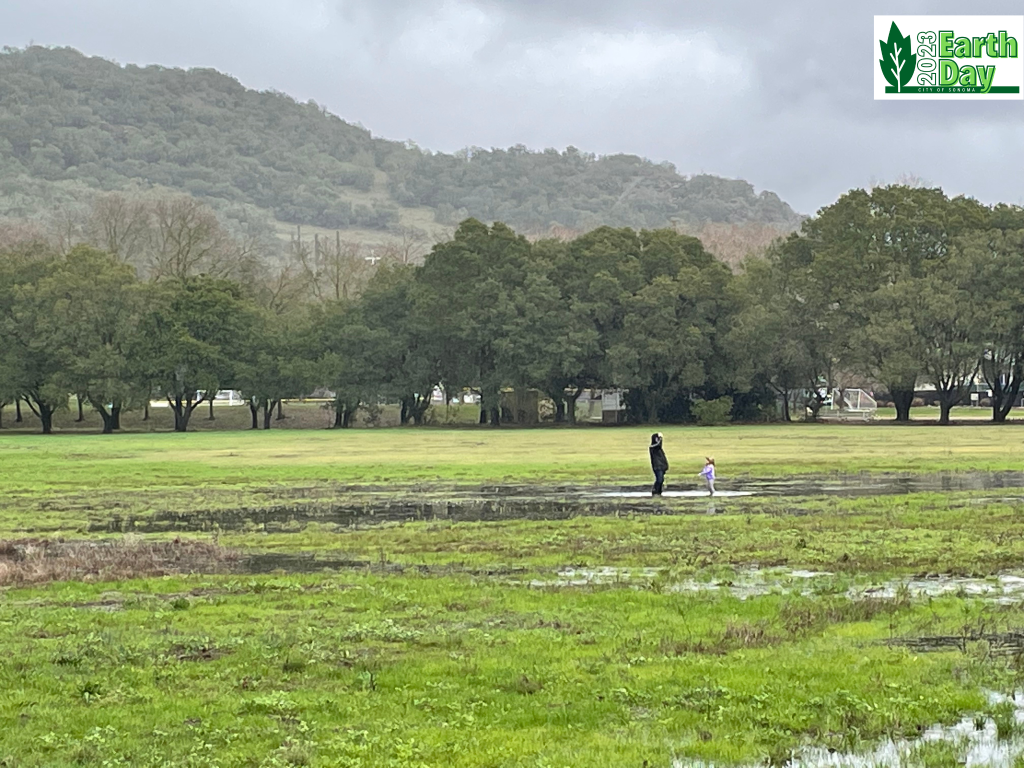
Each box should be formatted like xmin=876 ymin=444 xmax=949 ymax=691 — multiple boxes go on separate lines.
xmin=89 ymin=471 xmax=1024 ymax=533
xmin=673 ymin=692 xmax=1024 ymax=768
xmin=527 ymin=566 xmax=1024 ymax=605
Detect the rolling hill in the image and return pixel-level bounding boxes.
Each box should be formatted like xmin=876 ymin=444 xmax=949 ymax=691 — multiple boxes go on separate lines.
xmin=0 ymin=45 xmax=804 ymax=257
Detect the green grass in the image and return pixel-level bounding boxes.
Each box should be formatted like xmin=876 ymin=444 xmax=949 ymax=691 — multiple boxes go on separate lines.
xmin=4 ymin=401 xmax=1022 ymax=437
xmin=219 ymin=493 xmax=1024 ymax=576
xmin=0 ymin=400 xmax=485 ymax=434
xmin=874 ymin=405 xmax=1012 ymax=421
xmin=4 ymin=426 xmax=1024 ymax=766
xmin=0 ymin=573 xmax=1012 ymax=767
xmin=2 ymin=423 xmax=1024 ymax=496
xmin=4 ymin=487 xmax=1024 ymax=577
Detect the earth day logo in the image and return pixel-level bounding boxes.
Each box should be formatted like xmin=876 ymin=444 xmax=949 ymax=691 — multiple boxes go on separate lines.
xmin=874 ymin=16 xmax=1024 ymax=100
xmin=878 ymin=22 xmax=917 ymax=92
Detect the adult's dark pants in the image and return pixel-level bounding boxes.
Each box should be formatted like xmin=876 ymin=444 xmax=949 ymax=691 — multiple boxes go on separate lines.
xmin=652 ymin=469 xmax=666 ymax=496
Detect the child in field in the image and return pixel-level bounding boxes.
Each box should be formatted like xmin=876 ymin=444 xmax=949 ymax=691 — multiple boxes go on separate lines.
xmin=699 ymin=457 xmax=716 ymax=496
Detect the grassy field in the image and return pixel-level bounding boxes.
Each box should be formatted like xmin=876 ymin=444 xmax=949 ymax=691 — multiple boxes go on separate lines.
xmin=2 ymin=400 xmax=1020 ymax=436
xmin=0 ymin=400 xmax=484 ymax=434
xmin=4 ymin=426 xmax=1024 ymax=766
xmin=0 ymin=573 xmax=1011 ymax=768
xmin=2 ymin=423 xmax=1024 ymax=495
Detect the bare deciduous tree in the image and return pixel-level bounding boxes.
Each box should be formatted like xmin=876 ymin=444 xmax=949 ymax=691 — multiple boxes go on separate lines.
xmin=377 ymin=226 xmax=430 ymax=265
xmin=149 ymin=195 xmax=234 ymax=280
xmin=86 ymin=192 xmax=152 ymax=267
xmin=295 ymin=232 xmax=376 ymax=302
xmin=0 ymin=218 xmax=50 ymax=252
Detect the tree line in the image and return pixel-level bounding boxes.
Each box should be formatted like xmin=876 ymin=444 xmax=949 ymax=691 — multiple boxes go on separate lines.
xmin=3 ymin=184 xmax=1024 ymax=434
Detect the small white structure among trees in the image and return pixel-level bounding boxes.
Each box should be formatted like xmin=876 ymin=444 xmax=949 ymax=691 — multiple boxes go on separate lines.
xmin=817 ymin=389 xmax=878 ymax=422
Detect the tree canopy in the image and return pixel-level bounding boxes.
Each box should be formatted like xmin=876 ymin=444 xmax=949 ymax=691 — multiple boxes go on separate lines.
xmin=3 ymin=184 xmax=1024 ymax=433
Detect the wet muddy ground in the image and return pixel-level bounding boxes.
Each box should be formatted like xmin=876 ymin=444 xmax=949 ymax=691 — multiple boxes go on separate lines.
xmin=83 ymin=470 xmax=1024 ymax=534
xmin=481 ymin=470 xmax=1024 ymax=499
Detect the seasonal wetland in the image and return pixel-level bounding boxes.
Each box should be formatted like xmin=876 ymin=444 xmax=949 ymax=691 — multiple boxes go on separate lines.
xmin=3 ymin=424 xmax=1024 ymax=767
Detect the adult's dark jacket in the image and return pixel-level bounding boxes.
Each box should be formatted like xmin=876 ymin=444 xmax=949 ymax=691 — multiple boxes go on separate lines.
xmin=649 ymin=436 xmax=669 ymax=473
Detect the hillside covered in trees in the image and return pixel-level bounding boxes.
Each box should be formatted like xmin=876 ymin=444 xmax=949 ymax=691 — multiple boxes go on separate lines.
xmin=0 ymin=46 xmax=804 ymax=238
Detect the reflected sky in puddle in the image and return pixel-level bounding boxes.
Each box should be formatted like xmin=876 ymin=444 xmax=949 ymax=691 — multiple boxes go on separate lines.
xmin=595 ymin=490 xmax=755 ymax=498
xmin=674 ymin=692 xmax=1024 ymax=768
xmin=87 ymin=471 xmax=1024 ymax=534
xmin=526 ymin=566 xmax=1024 ymax=605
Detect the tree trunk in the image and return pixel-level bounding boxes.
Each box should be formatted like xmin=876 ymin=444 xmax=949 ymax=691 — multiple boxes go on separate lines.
xmin=400 ymin=398 xmax=410 ymax=425
xmin=992 ymin=378 xmax=1021 ymax=423
xmin=333 ymin=404 xmax=343 ymax=428
xmin=779 ymin=388 xmax=791 ymax=422
xmin=208 ymin=397 xmax=215 ymax=420
xmin=0 ymin=403 xmax=3 ymax=429
xmin=553 ymin=398 xmax=565 ymax=423
xmin=982 ymin=356 xmax=1021 ymax=424
xmin=407 ymin=393 xmax=431 ymax=425
xmin=262 ymin=400 xmax=275 ymax=430
xmin=39 ymin=406 xmax=53 ymax=435
xmin=171 ymin=396 xmax=198 ymax=432
xmin=15 ymin=399 xmax=22 ymax=423
xmin=566 ymin=387 xmax=583 ymax=426
xmin=644 ymin=390 xmax=660 ymax=425
xmin=939 ymin=400 xmax=953 ymax=425
xmin=937 ymin=384 xmax=968 ymax=426
xmin=249 ymin=400 xmax=259 ymax=429
xmin=890 ymin=387 xmax=915 ymax=423
xmin=489 ymin=406 xmax=500 ymax=426
xmin=95 ymin=405 xmax=115 ymax=434
xmin=143 ymin=402 xmax=150 ymax=421
xmin=276 ymin=400 xmax=285 ymax=420
xmin=76 ymin=396 xmax=85 ymax=422
xmin=342 ymin=408 xmax=353 ymax=428
xmin=24 ymin=397 xmax=54 ymax=434
xmin=479 ymin=406 xmax=487 ymax=424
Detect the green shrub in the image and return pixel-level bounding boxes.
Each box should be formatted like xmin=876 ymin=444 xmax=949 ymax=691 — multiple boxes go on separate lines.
xmin=692 ymin=396 xmax=733 ymax=426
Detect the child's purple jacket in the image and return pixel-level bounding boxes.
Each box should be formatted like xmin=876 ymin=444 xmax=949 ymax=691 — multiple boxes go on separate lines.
xmin=699 ymin=464 xmax=715 ymax=481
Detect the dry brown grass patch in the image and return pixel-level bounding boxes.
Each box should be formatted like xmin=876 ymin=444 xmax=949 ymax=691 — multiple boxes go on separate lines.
xmin=0 ymin=537 xmax=240 ymax=585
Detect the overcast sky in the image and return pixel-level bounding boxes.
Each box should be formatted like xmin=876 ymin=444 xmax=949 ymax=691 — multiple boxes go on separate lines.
xmin=2 ymin=0 xmax=1023 ymax=215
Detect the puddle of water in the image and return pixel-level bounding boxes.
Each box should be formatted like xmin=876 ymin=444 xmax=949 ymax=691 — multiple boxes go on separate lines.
xmin=855 ymin=575 xmax=1024 ymax=604
xmin=586 ymin=471 xmax=1024 ymax=501
xmin=528 ymin=566 xmax=664 ymax=588
xmin=84 ymin=471 xmax=1024 ymax=534
xmin=240 ymin=552 xmax=371 ymax=574
xmin=478 ymin=471 xmax=1024 ymax=502
xmin=528 ymin=565 xmax=837 ymax=594
xmin=674 ymin=691 xmax=1024 ymax=768
xmin=596 ymin=491 xmax=755 ymax=498
xmin=795 ymin=692 xmax=1024 ymax=768
xmin=525 ymin=566 xmax=1024 ymax=606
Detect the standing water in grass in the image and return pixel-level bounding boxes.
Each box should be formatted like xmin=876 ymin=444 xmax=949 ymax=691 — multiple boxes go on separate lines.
xmin=699 ymin=456 xmax=716 ymax=496
xmin=649 ymin=433 xmax=669 ymax=496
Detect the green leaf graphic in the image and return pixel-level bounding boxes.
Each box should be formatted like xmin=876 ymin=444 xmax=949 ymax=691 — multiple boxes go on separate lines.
xmin=879 ymin=22 xmax=918 ymax=92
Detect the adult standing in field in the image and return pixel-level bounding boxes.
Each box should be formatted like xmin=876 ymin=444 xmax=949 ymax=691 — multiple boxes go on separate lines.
xmin=649 ymin=433 xmax=669 ymax=496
